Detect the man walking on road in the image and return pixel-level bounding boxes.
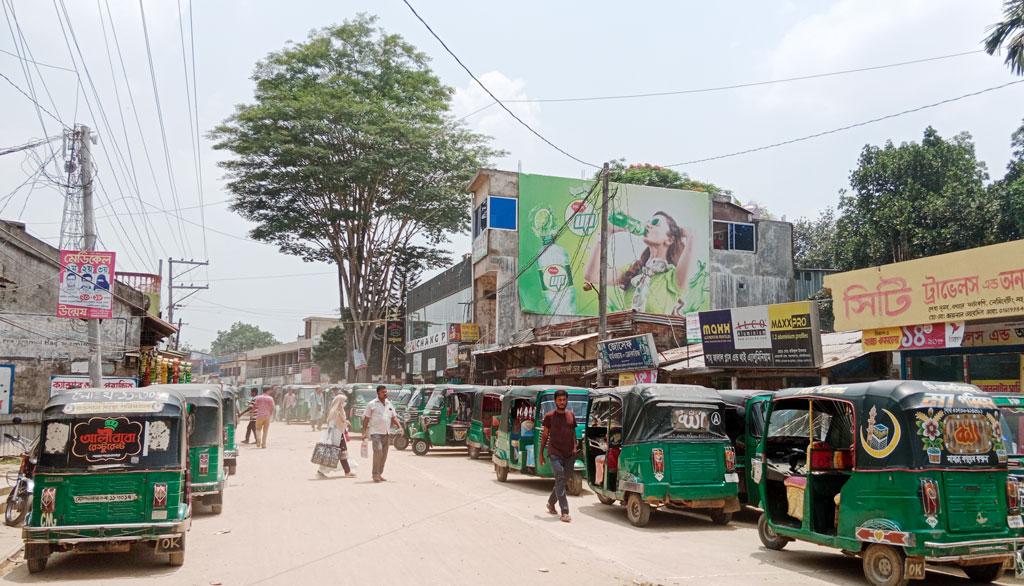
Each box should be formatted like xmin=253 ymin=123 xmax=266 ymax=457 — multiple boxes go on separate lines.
xmin=539 ymin=389 xmax=577 ymax=523
xmin=253 ymin=387 xmax=276 ymax=448
xmin=362 ymin=385 xmax=401 ymax=482
xmin=241 ymin=388 xmax=259 ymax=443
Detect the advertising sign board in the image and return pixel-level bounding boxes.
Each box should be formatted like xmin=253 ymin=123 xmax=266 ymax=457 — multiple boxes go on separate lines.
xmin=597 ymin=333 xmax=659 ymax=373
xmin=57 ymin=250 xmax=116 ymax=319
xmin=698 ymin=301 xmax=822 ymax=369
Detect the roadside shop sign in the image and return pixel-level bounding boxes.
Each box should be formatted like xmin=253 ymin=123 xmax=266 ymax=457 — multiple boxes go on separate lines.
xmin=825 ymin=239 xmax=1024 ymax=331
xmin=862 ymin=322 xmax=965 ymax=352
xmin=406 ymin=330 xmax=447 ymax=353
xmin=961 ymin=320 xmax=1024 ymax=348
xmin=598 ymin=333 xmax=659 ymax=373
xmin=57 ymin=250 xmax=116 ymax=319
xmin=386 ymin=321 xmax=403 ymax=344
xmin=543 ymin=361 xmax=594 ymax=376
xmin=0 ymin=365 xmax=12 ymax=414
xmin=685 ymin=312 xmax=702 ymax=344
xmin=446 ymin=344 xmax=460 ymax=369
xmin=698 ymin=301 xmax=822 ymax=369
xmin=447 ymin=323 xmax=481 ymax=343
xmin=49 ymin=375 xmax=137 ymax=398
xmin=507 ymin=366 xmax=544 ymax=379
xmin=618 ymin=370 xmax=658 ymax=386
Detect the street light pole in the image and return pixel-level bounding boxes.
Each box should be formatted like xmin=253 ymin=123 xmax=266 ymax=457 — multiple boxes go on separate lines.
xmin=79 ymin=125 xmax=103 ymax=388
xmin=597 ymin=162 xmax=609 ymax=387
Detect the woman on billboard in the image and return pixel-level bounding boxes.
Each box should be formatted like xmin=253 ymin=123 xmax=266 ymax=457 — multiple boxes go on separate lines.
xmin=584 ymin=210 xmax=695 ymax=315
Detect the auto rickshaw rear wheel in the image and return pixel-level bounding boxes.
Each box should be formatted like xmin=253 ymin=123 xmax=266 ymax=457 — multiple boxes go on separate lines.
xmin=495 ymin=464 xmax=508 ymax=482
xmin=862 ymin=544 xmax=908 ymax=586
xmin=962 ymin=563 xmax=1004 ymax=583
xmin=468 ymin=445 xmax=480 ymax=459
xmin=228 ymin=465 xmax=237 ymax=476
xmin=596 ymin=493 xmax=616 ymax=505
xmin=26 ymin=557 xmax=47 ymax=574
xmin=757 ymin=513 xmax=790 ymax=551
xmin=709 ymin=509 xmax=732 ymax=525
xmin=393 ymin=435 xmax=409 ymax=451
xmin=567 ymin=473 xmax=583 ymax=496
xmin=168 ymin=549 xmax=185 ymax=566
xmin=211 ymin=503 xmax=223 ymax=514
xmin=625 ymin=493 xmax=651 ymax=527
xmin=412 ymin=439 xmax=430 ymax=456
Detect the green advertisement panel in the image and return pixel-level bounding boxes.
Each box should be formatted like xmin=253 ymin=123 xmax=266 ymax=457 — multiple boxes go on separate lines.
xmin=517 ymin=173 xmax=711 ymax=317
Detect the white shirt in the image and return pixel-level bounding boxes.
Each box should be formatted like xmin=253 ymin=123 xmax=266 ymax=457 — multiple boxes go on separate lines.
xmin=364 ymin=398 xmax=397 ymax=435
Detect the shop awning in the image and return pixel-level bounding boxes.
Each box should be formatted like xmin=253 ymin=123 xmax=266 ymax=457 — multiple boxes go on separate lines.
xmin=473 ymin=332 xmax=597 ymax=356
xmin=143 ymin=314 xmax=178 ymax=339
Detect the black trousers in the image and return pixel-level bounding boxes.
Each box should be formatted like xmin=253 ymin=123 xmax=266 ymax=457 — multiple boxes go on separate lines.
xmin=245 ymin=419 xmax=257 ymax=442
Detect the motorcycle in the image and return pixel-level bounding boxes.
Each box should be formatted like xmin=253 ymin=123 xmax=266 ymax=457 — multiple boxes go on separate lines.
xmin=4 ymin=418 xmax=36 ymax=527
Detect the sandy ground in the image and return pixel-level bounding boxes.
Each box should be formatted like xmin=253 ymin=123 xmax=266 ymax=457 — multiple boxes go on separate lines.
xmin=0 ymin=423 xmax=1019 ymax=585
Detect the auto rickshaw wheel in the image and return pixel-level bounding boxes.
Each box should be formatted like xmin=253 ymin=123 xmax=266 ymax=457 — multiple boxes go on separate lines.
xmin=211 ymin=503 xmax=223 ymax=514
xmin=495 ymin=464 xmax=508 ymax=482
xmin=228 ymin=464 xmax=237 ymax=476
xmin=26 ymin=556 xmax=47 ymax=574
xmin=168 ymin=549 xmax=185 ymax=566
xmin=625 ymin=493 xmax=651 ymax=527
xmin=393 ymin=435 xmax=409 ymax=451
xmin=862 ymin=544 xmax=908 ymax=586
xmin=962 ymin=563 xmax=1004 ymax=583
xmin=709 ymin=509 xmax=732 ymax=525
xmin=567 ymin=473 xmax=583 ymax=497
xmin=757 ymin=513 xmax=790 ymax=551
xmin=596 ymin=493 xmax=616 ymax=505
xmin=412 ymin=439 xmax=430 ymax=456
xmin=468 ymin=445 xmax=480 ymax=459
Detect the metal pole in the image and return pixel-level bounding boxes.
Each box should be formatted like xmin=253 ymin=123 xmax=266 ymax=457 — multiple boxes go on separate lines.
xmin=167 ymin=258 xmax=174 ymax=325
xmin=80 ymin=125 xmax=103 ymax=388
xmin=597 ymin=162 xmax=609 ymax=387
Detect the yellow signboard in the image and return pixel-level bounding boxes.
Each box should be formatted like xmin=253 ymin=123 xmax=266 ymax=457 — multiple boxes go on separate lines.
xmin=825 ymin=240 xmax=1024 ymax=331
xmin=618 ymin=372 xmax=636 ymax=386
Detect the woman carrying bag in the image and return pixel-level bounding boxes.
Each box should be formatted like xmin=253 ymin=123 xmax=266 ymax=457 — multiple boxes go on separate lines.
xmin=314 ymin=394 xmax=356 ymax=478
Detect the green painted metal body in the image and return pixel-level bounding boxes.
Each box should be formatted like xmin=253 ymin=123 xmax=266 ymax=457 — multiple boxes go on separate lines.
xmin=400 ymin=387 xmax=431 ymax=440
xmin=221 ymin=387 xmax=239 ymax=469
xmin=492 ymin=386 xmax=590 ymax=479
xmin=153 ymin=385 xmax=226 ymax=501
xmin=409 ymin=385 xmax=480 ymax=449
xmin=585 ymin=385 xmax=739 ymax=508
xmin=348 ymin=384 xmax=402 ymax=433
xmin=23 ymin=389 xmax=191 ymax=555
xmin=759 ymin=381 xmax=1019 ymax=568
xmin=467 ymin=390 xmax=503 ymax=454
xmin=720 ymin=390 xmax=773 ymax=507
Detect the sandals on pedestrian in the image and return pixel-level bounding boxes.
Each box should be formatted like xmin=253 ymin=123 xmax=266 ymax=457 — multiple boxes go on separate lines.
xmin=560 ymin=514 xmax=571 ymax=523
xmin=546 ymin=503 xmax=557 ymax=515
xmin=345 ymin=472 xmax=357 ymax=478
xmin=316 ymin=470 xmax=328 ymax=479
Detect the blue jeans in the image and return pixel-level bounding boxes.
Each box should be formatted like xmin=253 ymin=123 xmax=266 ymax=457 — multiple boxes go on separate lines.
xmin=371 ymin=434 xmax=389 ymax=478
xmin=547 ymin=454 xmax=573 ymax=514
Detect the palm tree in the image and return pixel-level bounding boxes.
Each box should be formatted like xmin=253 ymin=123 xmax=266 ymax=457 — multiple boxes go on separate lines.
xmin=985 ymin=0 xmax=1024 ymax=75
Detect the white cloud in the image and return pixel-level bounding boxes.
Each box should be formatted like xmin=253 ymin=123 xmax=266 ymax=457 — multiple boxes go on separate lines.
xmin=452 ymin=71 xmax=547 ymax=171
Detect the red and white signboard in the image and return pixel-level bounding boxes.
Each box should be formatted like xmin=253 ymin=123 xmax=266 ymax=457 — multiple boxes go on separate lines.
xmin=57 ymin=250 xmax=116 ymax=319
xmin=862 ymin=322 xmax=964 ymax=352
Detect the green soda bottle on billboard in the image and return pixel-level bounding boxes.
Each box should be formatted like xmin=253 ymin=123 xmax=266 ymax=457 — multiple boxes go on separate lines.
xmin=531 ymin=206 xmax=577 ymax=315
xmin=609 ymin=211 xmax=647 ymax=236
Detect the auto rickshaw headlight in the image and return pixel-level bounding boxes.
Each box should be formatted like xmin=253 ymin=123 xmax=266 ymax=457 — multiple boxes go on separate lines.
xmin=724 ymin=447 xmax=736 ymax=473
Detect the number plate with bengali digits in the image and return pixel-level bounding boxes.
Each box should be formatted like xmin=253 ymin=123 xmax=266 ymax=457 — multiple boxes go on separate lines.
xmin=905 ymin=557 xmax=925 ymax=580
xmin=724 ymin=473 xmax=739 ymax=483
xmin=155 ymin=534 xmax=184 ymax=553
xmin=1009 ymin=515 xmax=1023 ymax=529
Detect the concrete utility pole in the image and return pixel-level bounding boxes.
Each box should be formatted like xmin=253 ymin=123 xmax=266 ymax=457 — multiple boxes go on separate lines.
xmin=167 ymin=258 xmax=209 ymax=349
xmin=597 ymin=162 xmax=609 ymax=387
xmin=79 ymin=125 xmax=103 ymax=388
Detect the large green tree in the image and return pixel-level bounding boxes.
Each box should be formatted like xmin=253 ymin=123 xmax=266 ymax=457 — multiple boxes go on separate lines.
xmin=985 ymin=0 xmax=1024 ymax=75
xmin=792 ymin=207 xmax=838 ymax=269
xmin=210 ymin=322 xmax=279 ymax=356
xmin=312 ymin=326 xmax=347 ymax=381
xmin=993 ymin=120 xmax=1024 ymax=241
xmin=833 ymin=127 xmax=997 ymax=270
xmin=210 ymin=16 xmax=498 ymax=380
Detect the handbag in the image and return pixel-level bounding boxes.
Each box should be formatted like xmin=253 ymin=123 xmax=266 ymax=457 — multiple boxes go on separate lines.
xmin=311 ymin=442 xmax=340 ymax=468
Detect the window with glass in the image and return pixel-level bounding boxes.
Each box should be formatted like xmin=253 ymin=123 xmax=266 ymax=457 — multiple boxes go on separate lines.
xmin=712 ymin=221 xmax=756 ymax=252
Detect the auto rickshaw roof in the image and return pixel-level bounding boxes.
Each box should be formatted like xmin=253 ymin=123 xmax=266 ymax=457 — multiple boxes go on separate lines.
xmin=44 ymin=388 xmax=186 ymax=417
xmin=774 ymin=379 xmax=989 ymax=408
xmin=718 ymin=389 xmax=774 ymax=407
xmin=221 ymin=386 xmax=239 ymax=401
xmin=148 ymin=383 xmax=222 ymax=407
xmin=604 ymin=384 xmax=725 ymax=406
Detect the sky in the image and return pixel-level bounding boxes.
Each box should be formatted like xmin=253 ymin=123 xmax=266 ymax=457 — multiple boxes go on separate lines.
xmin=1 ymin=0 xmax=1022 ymax=351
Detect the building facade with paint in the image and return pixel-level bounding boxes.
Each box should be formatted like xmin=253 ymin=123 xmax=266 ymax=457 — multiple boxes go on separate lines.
xmin=404 ymin=255 xmax=474 ymax=383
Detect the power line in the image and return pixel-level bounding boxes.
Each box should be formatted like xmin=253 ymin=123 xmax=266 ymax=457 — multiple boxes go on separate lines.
xmin=138 ymin=0 xmax=191 ymax=255
xmin=401 ymin=0 xmax=599 ymax=169
xmin=665 ymin=78 xmax=1024 ymax=167
xmin=504 ymin=50 xmax=986 ymax=104
xmin=0 ymin=46 xmax=76 ymax=72
xmin=0 ymin=64 xmax=63 ymax=125
xmin=185 ymin=0 xmax=208 ymax=260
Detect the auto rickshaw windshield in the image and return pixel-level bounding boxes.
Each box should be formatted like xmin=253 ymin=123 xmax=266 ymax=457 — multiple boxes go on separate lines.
xmin=188 ymin=406 xmax=221 ymax=445
xmin=38 ymin=415 xmax=183 ymax=470
xmin=998 ymin=406 xmax=1024 ymax=456
xmin=425 ymin=388 xmax=446 ymax=411
xmin=539 ymin=395 xmax=588 ymax=420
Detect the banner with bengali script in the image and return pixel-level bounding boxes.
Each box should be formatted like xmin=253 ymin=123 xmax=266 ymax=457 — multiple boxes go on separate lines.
xmin=825 ymin=240 xmax=1024 ymax=331
xmin=862 ymin=322 xmax=964 ymax=352
xmin=57 ymin=250 xmax=116 ymax=319
xmin=961 ymin=320 xmax=1024 ymax=348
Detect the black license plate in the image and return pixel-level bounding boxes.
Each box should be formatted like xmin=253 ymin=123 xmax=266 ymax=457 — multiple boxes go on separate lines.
xmin=155 ymin=534 xmax=184 ymax=553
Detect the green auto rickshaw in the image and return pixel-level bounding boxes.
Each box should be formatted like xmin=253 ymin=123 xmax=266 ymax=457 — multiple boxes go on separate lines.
xmin=756 ymin=380 xmax=1020 ymax=585
xmin=492 ymin=386 xmax=589 ymax=496
xmin=221 ymin=386 xmax=239 ymax=475
xmin=153 ymin=384 xmax=226 ymax=515
xmin=993 ymin=394 xmax=1024 ymax=472
xmin=720 ymin=389 xmax=773 ymax=508
xmin=388 ymin=388 xmax=413 ymax=444
xmin=394 ymin=386 xmax=431 ymax=451
xmin=467 ymin=388 xmax=503 ymax=459
xmin=584 ymin=385 xmax=740 ymax=526
xmin=409 ymin=385 xmax=480 ymax=456
xmin=23 ymin=388 xmax=191 ymax=573
xmin=349 ymin=383 xmax=403 ymax=434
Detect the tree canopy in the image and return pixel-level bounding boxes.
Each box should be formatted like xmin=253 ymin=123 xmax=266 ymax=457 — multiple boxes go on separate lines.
xmin=210 ymin=15 xmax=498 ymax=379
xmin=598 ymin=160 xmax=731 ymax=195
xmin=210 ymin=322 xmax=279 ymax=356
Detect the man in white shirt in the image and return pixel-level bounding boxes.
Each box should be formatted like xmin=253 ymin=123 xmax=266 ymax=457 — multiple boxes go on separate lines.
xmin=362 ymin=385 xmax=401 ymax=482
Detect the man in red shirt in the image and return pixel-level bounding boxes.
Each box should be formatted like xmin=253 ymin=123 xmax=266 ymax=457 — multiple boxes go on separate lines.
xmin=539 ymin=389 xmax=577 ymax=523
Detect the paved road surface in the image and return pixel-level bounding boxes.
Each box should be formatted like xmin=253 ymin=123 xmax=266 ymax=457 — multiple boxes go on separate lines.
xmin=0 ymin=423 xmax=1019 ymax=585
